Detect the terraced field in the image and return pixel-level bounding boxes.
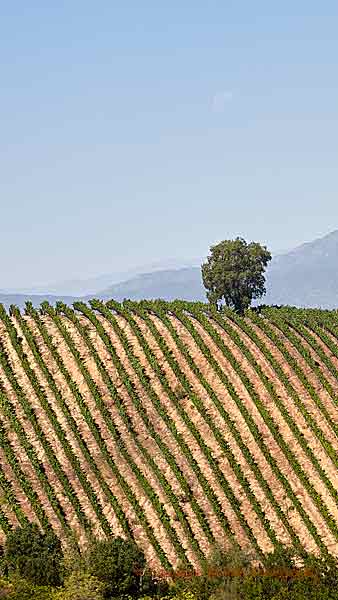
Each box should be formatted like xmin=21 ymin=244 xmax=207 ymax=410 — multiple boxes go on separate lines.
xmin=0 ymin=299 xmax=337 ymax=573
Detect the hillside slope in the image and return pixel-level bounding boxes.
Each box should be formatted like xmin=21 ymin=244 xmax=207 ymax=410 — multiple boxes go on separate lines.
xmin=0 ymin=300 xmax=337 ymax=572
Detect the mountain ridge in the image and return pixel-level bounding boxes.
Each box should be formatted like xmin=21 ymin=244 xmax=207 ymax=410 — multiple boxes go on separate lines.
xmin=2 ymin=229 xmax=338 ymax=309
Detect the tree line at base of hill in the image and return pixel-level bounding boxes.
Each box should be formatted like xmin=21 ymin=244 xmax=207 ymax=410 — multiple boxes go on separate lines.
xmin=0 ymin=524 xmax=338 ymax=599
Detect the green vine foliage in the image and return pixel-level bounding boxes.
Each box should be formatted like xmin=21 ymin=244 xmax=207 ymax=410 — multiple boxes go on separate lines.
xmin=0 ymin=301 xmax=337 ymax=574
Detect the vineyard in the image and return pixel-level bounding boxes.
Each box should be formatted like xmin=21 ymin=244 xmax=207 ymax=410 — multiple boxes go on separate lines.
xmin=0 ymin=299 xmax=337 ymax=574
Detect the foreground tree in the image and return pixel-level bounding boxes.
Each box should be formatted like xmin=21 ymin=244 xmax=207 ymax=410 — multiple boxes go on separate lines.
xmin=83 ymin=537 xmax=156 ymax=599
xmin=201 ymin=237 xmax=272 ymax=314
xmin=2 ymin=523 xmax=62 ymax=587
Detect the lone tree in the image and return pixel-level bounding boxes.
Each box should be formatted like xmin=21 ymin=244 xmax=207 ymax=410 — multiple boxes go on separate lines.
xmin=201 ymin=237 xmax=272 ymax=314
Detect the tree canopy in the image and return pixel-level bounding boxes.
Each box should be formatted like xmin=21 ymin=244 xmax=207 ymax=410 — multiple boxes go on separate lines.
xmin=2 ymin=523 xmax=62 ymax=587
xmin=201 ymin=237 xmax=272 ymax=314
xmin=84 ymin=537 xmax=154 ymax=599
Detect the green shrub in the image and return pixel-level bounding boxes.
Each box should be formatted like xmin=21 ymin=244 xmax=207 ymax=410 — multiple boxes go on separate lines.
xmin=76 ymin=537 xmax=156 ymax=599
xmin=169 ymin=545 xmax=252 ymax=600
xmin=53 ymin=572 xmax=105 ymax=600
xmin=167 ymin=546 xmax=338 ymax=600
xmin=3 ymin=523 xmax=62 ymax=586
xmin=240 ymin=548 xmax=338 ymax=600
xmin=0 ymin=575 xmax=54 ymax=599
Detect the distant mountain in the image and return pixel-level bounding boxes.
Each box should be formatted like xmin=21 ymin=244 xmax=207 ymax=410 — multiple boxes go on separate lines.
xmin=0 ymin=268 xmax=204 ymax=309
xmin=96 ymin=230 xmax=338 ymax=308
xmin=2 ymin=230 xmax=338 ymax=309
xmin=0 ymin=293 xmax=77 ymax=311
xmin=264 ymin=229 xmax=338 ymax=308
xmin=0 ymin=266 xmax=204 ymax=309
xmin=95 ymin=267 xmax=206 ymax=302
xmin=6 ymin=257 xmax=201 ymax=297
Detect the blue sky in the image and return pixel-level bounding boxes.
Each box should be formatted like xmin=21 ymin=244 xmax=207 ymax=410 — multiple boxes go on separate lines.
xmin=1 ymin=2 xmax=337 ymax=288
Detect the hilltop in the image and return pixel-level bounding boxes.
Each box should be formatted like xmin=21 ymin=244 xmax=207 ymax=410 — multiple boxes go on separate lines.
xmin=0 ymin=299 xmax=337 ymax=572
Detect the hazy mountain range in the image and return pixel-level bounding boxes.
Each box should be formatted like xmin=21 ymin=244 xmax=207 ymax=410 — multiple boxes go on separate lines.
xmin=2 ymin=230 xmax=338 ymax=310
xmin=2 ymin=257 xmax=201 ymax=297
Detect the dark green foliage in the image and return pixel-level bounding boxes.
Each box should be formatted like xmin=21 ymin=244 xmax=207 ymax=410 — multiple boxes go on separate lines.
xmin=0 ymin=534 xmax=336 ymax=599
xmin=84 ymin=537 xmax=156 ymax=599
xmin=2 ymin=523 xmax=62 ymax=587
xmin=201 ymin=238 xmax=271 ymax=313
xmin=169 ymin=546 xmax=338 ymax=600
xmin=169 ymin=545 xmax=253 ymax=600
xmin=241 ymin=549 xmax=338 ymax=599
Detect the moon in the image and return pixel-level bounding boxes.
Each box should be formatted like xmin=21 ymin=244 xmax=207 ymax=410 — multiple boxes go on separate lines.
xmin=212 ymin=90 xmax=233 ymax=113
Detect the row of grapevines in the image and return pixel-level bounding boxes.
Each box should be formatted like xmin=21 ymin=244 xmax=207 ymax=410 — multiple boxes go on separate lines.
xmin=25 ymin=301 xmax=136 ymax=539
xmin=174 ymin=301 xmax=328 ymax=555
xmin=0 ymin=496 xmax=11 ymax=534
xmin=0 ymin=401 xmax=29 ymax=532
xmin=140 ymin=300 xmax=282 ymax=553
xmin=14 ymin=302 xmax=113 ymax=537
xmin=103 ymin=299 xmax=220 ymax=548
xmin=0 ymin=384 xmax=53 ymax=531
xmin=104 ymin=299 xmax=235 ymax=551
xmin=122 ymin=300 xmax=246 ymax=553
xmin=318 ymin=312 xmax=338 ymax=349
xmin=128 ymin=299 xmax=266 ymax=560
xmin=0 ymin=304 xmax=90 ymax=534
xmin=197 ymin=303 xmax=338 ymax=547
xmin=213 ymin=307 xmax=335 ymax=550
xmin=299 ymin=311 xmax=338 ymax=380
xmin=88 ymin=298 xmax=211 ymax=566
xmin=0 ymin=333 xmax=71 ymax=534
xmin=180 ymin=301 xmax=305 ymax=552
xmin=70 ymin=300 xmax=201 ymax=569
xmin=246 ymin=310 xmax=338 ymax=523
xmin=292 ymin=310 xmax=338 ymax=381
xmin=259 ymin=308 xmax=338 ymax=448
xmin=48 ymin=301 xmax=174 ymax=571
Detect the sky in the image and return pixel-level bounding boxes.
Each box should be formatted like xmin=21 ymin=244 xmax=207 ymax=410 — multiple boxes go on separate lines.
xmin=1 ymin=2 xmax=338 ymax=289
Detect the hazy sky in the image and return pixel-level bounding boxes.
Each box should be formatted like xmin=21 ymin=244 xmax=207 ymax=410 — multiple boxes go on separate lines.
xmin=1 ymin=2 xmax=338 ymax=288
